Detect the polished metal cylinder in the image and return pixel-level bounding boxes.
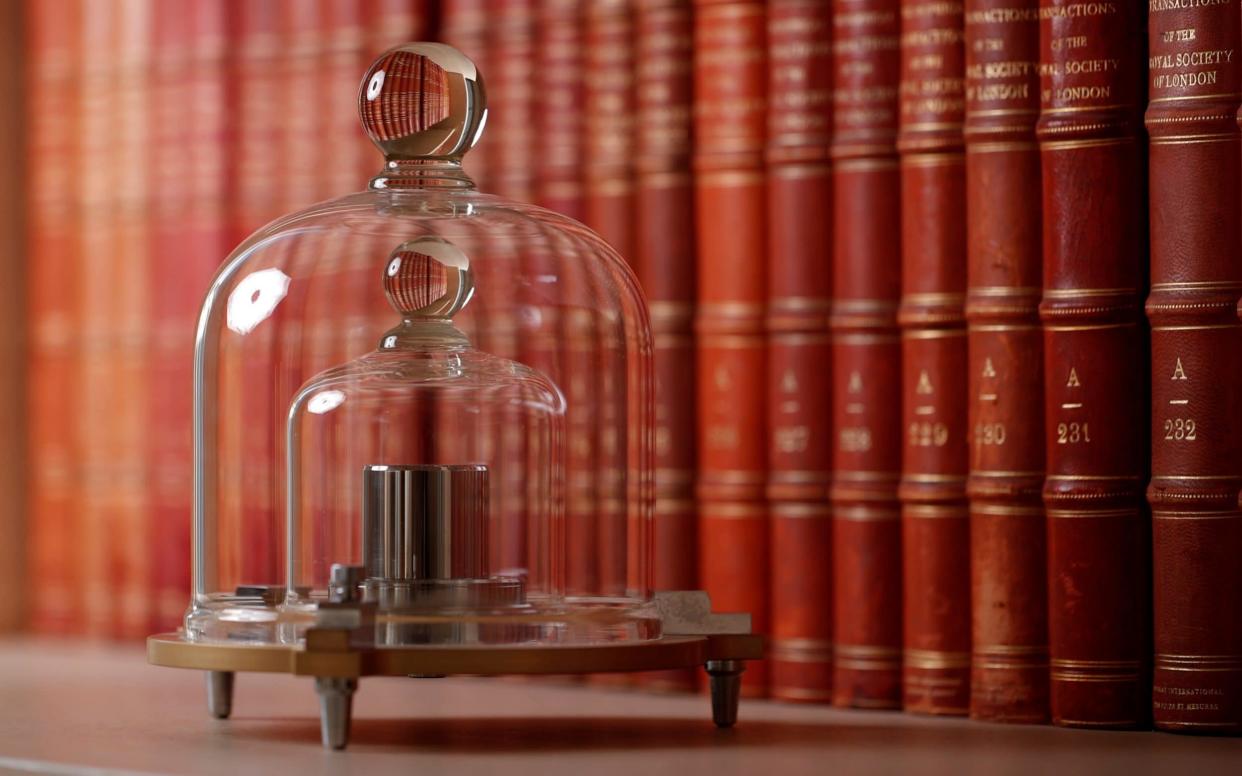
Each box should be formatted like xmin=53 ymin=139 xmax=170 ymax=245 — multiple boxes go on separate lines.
xmin=361 ymin=464 xmax=489 ymax=582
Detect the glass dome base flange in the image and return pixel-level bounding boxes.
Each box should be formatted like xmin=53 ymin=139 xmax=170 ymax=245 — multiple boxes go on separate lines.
xmin=147 ymin=631 xmax=762 ymax=677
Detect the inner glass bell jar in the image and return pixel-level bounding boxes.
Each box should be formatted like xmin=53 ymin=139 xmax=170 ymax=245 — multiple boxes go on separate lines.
xmin=186 ymin=42 xmax=656 ymax=647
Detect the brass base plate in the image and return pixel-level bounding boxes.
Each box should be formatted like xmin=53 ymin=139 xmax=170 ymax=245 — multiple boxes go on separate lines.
xmin=148 ymin=632 xmax=763 ymax=679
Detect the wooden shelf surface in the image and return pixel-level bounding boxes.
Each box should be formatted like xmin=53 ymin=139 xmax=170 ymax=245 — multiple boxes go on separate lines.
xmin=0 ymin=639 xmax=1238 ymax=775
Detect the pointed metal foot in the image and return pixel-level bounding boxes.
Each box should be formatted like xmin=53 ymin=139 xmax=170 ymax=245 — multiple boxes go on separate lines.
xmin=206 ymin=671 xmax=234 ymax=720
xmin=315 ymin=677 xmax=358 ymax=750
xmin=706 ymin=659 xmax=744 ymax=728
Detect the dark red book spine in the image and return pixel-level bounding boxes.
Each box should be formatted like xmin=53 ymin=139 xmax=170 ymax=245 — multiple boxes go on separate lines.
xmin=488 ymin=0 xmax=536 ymax=202
xmin=963 ymin=0 xmax=1048 ymax=724
xmin=635 ymin=0 xmax=698 ymax=693
xmin=440 ymin=0 xmax=493 ymax=187
xmin=0 ymin=0 xmax=19 ymax=633
xmin=272 ymin=0 xmax=321 ymax=599
xmin=585 ymin=0 xmax=635 ymax=261
xmin=77 ymin=0 xmax=123 ymax=637
xmin=542 ymin=0 xmax=601 ymax=602
xmin=149 ymin=0 xmax=229 ymax=633
xmin=319 ymin=0 xmax=367 ymax=195
xmin=486 ymin=3 xmax=563 ymax=594
xmin=582 ymin=0 xmax=634 ymax=635
xmin=897 ymin=0 xmax=969 ymax=716
xmin=694 ymin=0 xmax=770 ymax=697
xmin=441 ymin=4 xmax=521 ymax=568
xmin=1148 ymin=0 xmax=1242 ymax=733
xmin=226 ymin=0 xmax=285 ymax=589
xmin=26 ymin=0 xmax=82 ymax=635
xmin=111 ymin=0 xmax=158 ymax=640
xmin=766 ymin=0 xmax=834 ymax=704
xmin=278 ymin=0 xmax=324 ymax=212
xmin=1037 ymin=1 xmax=1149 ymax=729
xmin=535 ymin=0 xmax=584 ymax=219
xmin=319 ymin=0 xmax=371 ymax=592
xmin=830 ymin=0 xmax=902 ymax=710
xmin=364 ymin=0 xmax=428 ymax=53
xmin=229 ymin=0 xmax=283 ymax=242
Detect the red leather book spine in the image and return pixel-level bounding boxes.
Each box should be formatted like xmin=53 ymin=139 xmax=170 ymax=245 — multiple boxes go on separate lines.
xmin=467 ymin=7 xmax=541 ymax=592
xmin=896 ymin=0 xmax=969 ymax=715
xmin=280 ymin=0 xmax=323 ymax=213
xmin=113 ymin=0 xmax=158 ymax=640
xmin=322 ymin=1 xmax=365 ymax=191
xmin=230 ymin=0 xmax=283 ymax=242
xmin=274 ymin=1 xmax=320 ymax=593
xmin=963 ymin=0 xmax=1047 ymax=724
xmin=364 ymin=0 xmax=428 ymax=54
xmin=766 ymin=0 xmax=834 ymax=704
xmin=491 ymin=2 xmax=555 ymax=582
xmin=635 ymin=0 xmax=698 ymax=692
xmin=26 ymin=0 xmax=81 ymax=635
xmin=76 ymin=0 xmax=121 ymax=637
xmin=438 ymin=4 xmax=509 ymax=413
xmin=488 ymin=0 xmax=536 ymax=202
xmin=149 ymin=0 xmax=188 ymax=635
xmin=1148 ymin=1 xmax=1242 ymax=733
xmin=525 ymin=1 xmax=598 ymax=602
xmin=582 ymin=1 xmax=633 ymax=688
xmin=585 ymin=0 xmax=635 ymax=263
xmin=535 ymin=0 xmax=584 ymax=219
xmin=227 ymin=0 xmax=284 ymax=588
xmin=190 ymin=0 xmax=230 ymax=620
xmin=1037 ymin=1 xmax=1149 ymax=729
xmin=321 ymin=0 xmax=366 ymax=196
xmin=0 ymin=0 xmax=19 ymax=632
xmin=321 ymin=1 xmax=367 ymax=569
xmin=518 ymin=234 xmax=562 ymax=576
xmin=694 ymin=0 xmax=770 ymax=696
xmin=829 ymin=0 xmax=902 ymax=710
xmin=0 ymin=4 xmax=15 ymax=632
xmin=150 ymin=0 xmax=224 ymax=634
xmin=563 ymin=289 xmax=602 ymax=599
xmin=440 ymin=0 xmax=493 ymax=186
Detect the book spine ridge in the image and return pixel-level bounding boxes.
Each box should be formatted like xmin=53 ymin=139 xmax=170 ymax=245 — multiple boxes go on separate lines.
xmin=897 ymin=0 xmax=970 ymax=716
xmin=964 ymin=0 xmax=1049 ymax=723
xmin=1036 ymin=1 xmax=1149 ymax=728
xmin=830 ymin=0 xmax=903 ymax=710
xmin=768 ymin=0 xmax=835 ymax=704
xmin=1147 ymin=0 xmax=1242 ymax=733
xmin=637 ymin=0 xmax=699 ymax=693
xmin=695 ymin=0 xmax=770 ymax=696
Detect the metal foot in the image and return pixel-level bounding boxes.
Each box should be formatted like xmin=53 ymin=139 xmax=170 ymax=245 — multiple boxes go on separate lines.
xmin=206 ymin=671 xmax=234 ymax=720
xmin=705 ymin=659 xmax=745 ymax=728
xmin=315 ymin=677 xmax=358 ymax=750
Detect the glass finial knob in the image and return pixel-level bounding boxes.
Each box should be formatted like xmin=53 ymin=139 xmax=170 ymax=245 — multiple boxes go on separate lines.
xmin=383 ymin=237 xmax=474 ymax=320
xmin=358 ymin=42 xmax=488 ymax=162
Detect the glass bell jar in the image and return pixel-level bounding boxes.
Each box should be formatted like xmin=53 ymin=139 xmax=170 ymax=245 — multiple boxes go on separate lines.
xmin=150 ymin=42 xmax=759 ymax=750
xmin=189 ymin=42 xmax=652 ymax=644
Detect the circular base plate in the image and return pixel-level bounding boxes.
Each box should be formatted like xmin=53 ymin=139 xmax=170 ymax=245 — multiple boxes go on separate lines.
xmin=148 ymin=632 xmax=762 ymax=678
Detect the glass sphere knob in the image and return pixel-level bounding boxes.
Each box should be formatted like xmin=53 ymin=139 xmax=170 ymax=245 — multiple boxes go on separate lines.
xmin=383 ymin=237 xmax=475 ymax=320
xmin=358 ymin=42 xmax=488 ymax=162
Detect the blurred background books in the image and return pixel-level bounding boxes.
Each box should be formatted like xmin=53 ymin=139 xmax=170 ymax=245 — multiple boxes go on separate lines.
xmin=4 ymin=0 xmax=709 ymax=646
xmin=4 ymin=0 xmax=448 ymax=638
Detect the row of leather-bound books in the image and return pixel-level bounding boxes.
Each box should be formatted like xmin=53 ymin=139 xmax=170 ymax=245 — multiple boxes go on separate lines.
xmin=19 ymin=0 xmax=1242 ymax=733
